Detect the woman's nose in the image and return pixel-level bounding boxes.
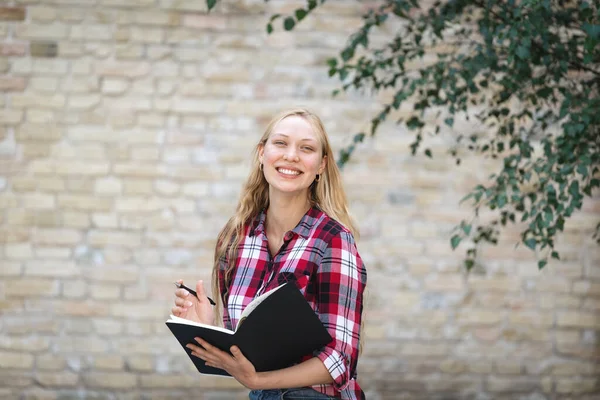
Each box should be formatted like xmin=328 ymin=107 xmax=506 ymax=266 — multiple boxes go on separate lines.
xmin=284 ymin=148 xmax=299 ymax=161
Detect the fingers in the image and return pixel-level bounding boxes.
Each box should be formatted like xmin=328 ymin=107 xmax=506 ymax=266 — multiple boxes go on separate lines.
xmin=174 ymin=297 xmax=193 ymax=308
xmin=230 ymin=345 xmax=242 ymax=359
xmin=195 ymin=280 xmax=206 ymax=300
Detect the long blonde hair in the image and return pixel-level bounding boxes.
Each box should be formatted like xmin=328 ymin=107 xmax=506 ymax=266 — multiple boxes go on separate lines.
xmin=211 ymin=108 xmax=358 ymax=324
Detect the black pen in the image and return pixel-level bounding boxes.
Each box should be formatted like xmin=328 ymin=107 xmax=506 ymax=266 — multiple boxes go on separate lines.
xmin=174 ymin=282 xmax=216 ymax=306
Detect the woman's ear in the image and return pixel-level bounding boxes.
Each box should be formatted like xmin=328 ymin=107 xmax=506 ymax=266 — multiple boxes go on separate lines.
xmin=319 ymin=155 xmax=327 ymax=174
xmin=258 ymin=143 xmax=265 ymax=164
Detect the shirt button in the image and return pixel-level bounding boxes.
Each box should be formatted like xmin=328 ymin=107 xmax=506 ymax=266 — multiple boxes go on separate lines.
xmin=284 ymin=232 xmax=293 ymax=241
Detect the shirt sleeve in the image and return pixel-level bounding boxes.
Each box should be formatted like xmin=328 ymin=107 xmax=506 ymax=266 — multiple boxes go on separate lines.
xmin=314 ymin=230 xmax=367 ymax=391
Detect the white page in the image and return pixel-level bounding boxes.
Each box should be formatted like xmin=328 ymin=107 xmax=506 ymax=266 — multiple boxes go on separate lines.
xmin=237 ymin=283 xmax=287 ymax=326
xmin=167 ymin=314 xmax=235 ymax=335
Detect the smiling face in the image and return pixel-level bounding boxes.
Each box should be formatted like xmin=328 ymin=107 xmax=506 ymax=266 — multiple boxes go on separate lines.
xmin=258 ymin=115 xmax=327 ymax=199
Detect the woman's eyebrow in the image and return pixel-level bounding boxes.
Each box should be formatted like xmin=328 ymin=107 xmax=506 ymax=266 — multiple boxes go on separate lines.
xmin=272 ymin=133 xmax=317 ymax=142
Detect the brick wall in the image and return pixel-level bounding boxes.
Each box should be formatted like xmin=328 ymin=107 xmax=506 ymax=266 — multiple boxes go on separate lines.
xmin=0 ymin=1 xmax=599 ymax=399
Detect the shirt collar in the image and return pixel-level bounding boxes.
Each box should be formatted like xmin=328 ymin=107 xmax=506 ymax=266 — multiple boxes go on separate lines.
xmin=249 ymin=206 xmax=322 ymax=240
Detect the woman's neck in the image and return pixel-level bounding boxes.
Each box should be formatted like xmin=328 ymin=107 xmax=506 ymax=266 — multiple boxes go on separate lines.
xmin=266 ymin=193 xmax=311 ymax=237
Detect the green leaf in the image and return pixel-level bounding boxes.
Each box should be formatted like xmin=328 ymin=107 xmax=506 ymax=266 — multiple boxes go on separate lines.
xmin=406 ymin=116 xmax=424 ymax=130
xmin=295 ymin=9 xmax=308 ymax=22
xmin=451 ymin=235 xmax=462 ymax=250
xmin=266 ymin=23 xmax=273 ymax=34
xmin=516 ymin=45 xmax=530 ymax=59
xmin=284 ymin=17 xmax=296 ymax=31
xmin=424 ymin=149 xmax=432 ymax=158
xmin=524 ymin=238 xmax=537 ymax=250
xmin=206 ymin=0 xmax=217 ymax=11
xmin=465 ymin=259 xmax=475 ymax=270
xmin=582 ymin=23 xmax=600 ymax=40
xmin=462 ymin=223 xmax=472 ymax=235
xmin=551 ymin=251 xmax=560 ymax=260
xmin=538 ymin=259 xmax=547 ymax=269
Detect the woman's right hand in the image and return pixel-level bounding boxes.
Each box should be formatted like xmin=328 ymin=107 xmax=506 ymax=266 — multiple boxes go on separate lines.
xmin=172 ymin=279 xmax=215 ymax=325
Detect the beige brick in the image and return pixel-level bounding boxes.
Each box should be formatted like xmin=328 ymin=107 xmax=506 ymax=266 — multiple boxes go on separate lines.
xmin=555 ymin=378 xmax=599 ymax=394
xmin=25 ymin=261 xmax=80 ymax=278
xmin=58 ymin=195 xmax=112 ymax=211
xmin=0 ymin=7 xmax=26 ymax=21
xmin=89 ymin=284 xmax=121 ymax=300
xmin=54 ymin=336 xmax=109 ymax=353
xmin=70 ymin=25 xmax=112 ymax=40
xmin=0 ymin=352 xmax=34 ymax=369
xmin=0 ymin=370 xmax=33 ymax=388
xmin=4 ymin=279 xmax=59 ymax=297
xmin=61 ymin=211 xmax=91 ymax=228
xmin=92 ymin=318 xmax=123 ymax=335
xmin=557 ymin=311 xmax=600 ymax=329
xmin=0 ymin=261 xmax=22 ymax=276
xmin=14 ymin=24 xmax=69 ymax=40
xmin=94 ymin=177 xmax=123 ymax=195
xmin=126 ymin=355 xmax=153 ymax=371
xmin=101 ymin=0 xmax=156 ymax=6
xmin=96 ymin=61 xmax=151 ymax=78
xmin=400 ymin=343 xmax=449 ymax=356
xmin=32 ymin=59 xmax=67 ymax=75
xmin=91 ymin=213 xmax=119 ymax=229
xmin=5 ymin=243 xmax=33 ymax=259
xmin=0 ymin=109 xmax=24 ymax=125
xmin=60 ymin=77 xmax=99 ymax=93
xmin=467 ymin=276 xmax=522 ymax=291
xmin=35 ymin=247 xmax=71 ymax=259
xmin=36 ymin=354 xmax=67 ymax=371
xmin=92 ymin=355 xmax=125 ymax=370
xmin=154 ymin=180 xmax=179 ymax=195
xmin=29 ymin=6 xmax=58 ymax=21
xmin=487 ymin=376 xmax=539 ymax=392
xmin=509 ymin=311 xmax=554 ymax=327
xmin=424 ymin=275 xmax=464 ymax=291
xmin=67 ymin=94 xmax=101 ymax=110
xmin=21 ymin=193 xmax=55 ymax=209
xmin=495 ymin=360 xmax=522 ymax=374
xmin=101 ymin=78 xmax=129 ymax=95
xmin=88 ymin=231 xmax=142 ymax=247
xmin=33 ymin=229 xmax=82 ymax=245
xmin=139 ymin=374 xmax=194 ymax=389
xmin=573 ymin=281 xmax=600 ymax=296
xmin=83 ymin=372 xmax=137 ymax=389
xmin=56 ymin=161 xmax=110 ymax=176
xmin=29 ymin=77 xmax=59 ymax=93
xmin=35 ymin=372 xmax=78 ymax=387
xmin=457 ymin=309 xmax=505 ymax=325
xmin=11 ymin=93 xmax=66 ymax=109
xmin=52 ymin=143 xmax=106 ymax=160
xmin=26 ymin=110 xmax=55 ymax=124
xmin=0 ymin=77 xmax=26 ymax=92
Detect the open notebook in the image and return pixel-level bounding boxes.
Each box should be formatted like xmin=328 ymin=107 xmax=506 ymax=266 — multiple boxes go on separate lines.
xmin=166 ymin=283 xmax=333 ymax=376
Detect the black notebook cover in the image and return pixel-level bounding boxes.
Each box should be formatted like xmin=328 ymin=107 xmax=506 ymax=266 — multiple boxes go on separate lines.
xmin=166 ymin=283 xmax=333 ymax=376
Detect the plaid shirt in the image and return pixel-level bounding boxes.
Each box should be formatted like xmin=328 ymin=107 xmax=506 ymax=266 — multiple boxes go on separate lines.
xmin=218 ymin=206 xmax=367 ymax=400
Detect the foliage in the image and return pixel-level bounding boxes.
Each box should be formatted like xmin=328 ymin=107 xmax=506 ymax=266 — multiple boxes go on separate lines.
xmin=207 ymin=0 xmax=600 ymax=270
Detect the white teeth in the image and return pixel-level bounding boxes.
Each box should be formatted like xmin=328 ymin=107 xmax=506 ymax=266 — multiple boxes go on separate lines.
xmin=278 ymin=168 xmax=300 ymax=176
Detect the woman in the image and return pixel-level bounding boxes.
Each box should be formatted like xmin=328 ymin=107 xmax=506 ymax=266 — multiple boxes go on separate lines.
xmin=171 ymin=108 xmax=367 ymax=400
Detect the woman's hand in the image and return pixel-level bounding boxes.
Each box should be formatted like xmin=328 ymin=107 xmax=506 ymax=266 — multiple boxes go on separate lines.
xmin=187 ymin=338 xmax=260 ymax=390
xmin=171 ymin=279 xmax=215 ymax=325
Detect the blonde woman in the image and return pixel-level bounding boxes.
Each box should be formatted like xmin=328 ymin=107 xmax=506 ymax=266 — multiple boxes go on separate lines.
xmin=172 ymin=108 xmax=367 ymax=400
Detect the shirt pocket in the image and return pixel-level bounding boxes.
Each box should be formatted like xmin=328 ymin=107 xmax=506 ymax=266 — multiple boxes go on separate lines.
xmin=275 ymin=271 xmax=311 ymax=295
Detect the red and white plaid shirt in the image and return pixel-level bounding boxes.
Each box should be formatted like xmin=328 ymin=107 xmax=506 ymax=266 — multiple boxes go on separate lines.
xmin=218 ymin=206 xmax=367 ymax=399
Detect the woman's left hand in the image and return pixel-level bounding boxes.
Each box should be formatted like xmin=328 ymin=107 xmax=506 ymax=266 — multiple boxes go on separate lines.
xmin=186 ymin=338 xmax=260 ymax=389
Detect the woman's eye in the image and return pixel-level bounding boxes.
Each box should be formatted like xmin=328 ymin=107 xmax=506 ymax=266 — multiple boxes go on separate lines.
xmin=302 ymin=147 xmax=314 ymax=152
xmin=274 ymin=141 xmax=285 ymax=146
